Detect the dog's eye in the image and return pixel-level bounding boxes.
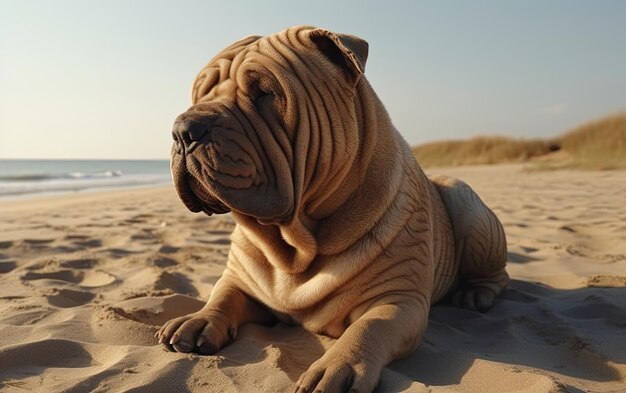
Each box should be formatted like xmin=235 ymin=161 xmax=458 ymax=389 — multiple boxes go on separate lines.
xmin=250 ymin=80 xmax=274 ymax=108
xmin=241 ymin=69 xmax=281 ymax=111
xmin=254 ymin=83 xmax=272 ymax=100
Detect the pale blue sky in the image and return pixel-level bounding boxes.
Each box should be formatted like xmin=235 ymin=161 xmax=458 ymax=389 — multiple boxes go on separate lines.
xmin=1 ymin=0 xmax=625 ymax=159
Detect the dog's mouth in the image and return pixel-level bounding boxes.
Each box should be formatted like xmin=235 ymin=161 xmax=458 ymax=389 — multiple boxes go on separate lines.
xmin=171 ymin=159 xmax=230 ymax=216
xmin=188 ymin=176 xmax=231 ymax=215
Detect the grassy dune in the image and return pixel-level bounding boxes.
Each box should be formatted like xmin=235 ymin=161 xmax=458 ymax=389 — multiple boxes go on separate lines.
xmin=412 ymin=113 xmax=626 ymax=169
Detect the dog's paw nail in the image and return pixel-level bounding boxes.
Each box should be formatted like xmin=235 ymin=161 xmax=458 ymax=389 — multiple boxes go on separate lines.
xmin=169 ymin=334 xmax=179 ymax=345
xmin=174 ymin=340 xmax=193 ymax=353
xmin=197 ymin=336 xmax=206 ymax=347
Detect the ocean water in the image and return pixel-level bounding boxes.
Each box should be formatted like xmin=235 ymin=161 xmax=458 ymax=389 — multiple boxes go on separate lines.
xmin=0 ymin=159 xmax=172 ymax=198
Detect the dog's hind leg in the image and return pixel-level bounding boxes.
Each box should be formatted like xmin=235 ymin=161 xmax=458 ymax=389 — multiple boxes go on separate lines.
xmin=429 ymin=175 xmax=509 ymax=312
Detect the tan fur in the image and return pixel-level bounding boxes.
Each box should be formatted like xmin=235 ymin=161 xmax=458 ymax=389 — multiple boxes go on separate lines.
xmin=157 ymin=26 xmax=508 ymax=393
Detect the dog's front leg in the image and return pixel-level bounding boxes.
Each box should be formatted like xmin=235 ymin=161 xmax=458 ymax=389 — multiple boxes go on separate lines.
xmin=156 ymin=271 xmax=274 ymax=355
xmin=294 ymin=295 xmax=429 ymax=393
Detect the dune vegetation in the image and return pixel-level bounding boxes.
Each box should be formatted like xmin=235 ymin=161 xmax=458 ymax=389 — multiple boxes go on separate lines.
xmin=412 ymin=113 xmax=626 ymax=169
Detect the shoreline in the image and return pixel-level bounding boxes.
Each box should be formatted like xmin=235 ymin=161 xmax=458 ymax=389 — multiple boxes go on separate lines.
xmin=0 ymin=158 xmax=171 ymax=202
xmin=0 ymin=181 xmax=173 ymax=205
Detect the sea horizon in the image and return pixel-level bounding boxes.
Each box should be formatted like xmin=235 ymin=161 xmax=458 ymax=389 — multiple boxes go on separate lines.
xmin=0 ymin=158 xmax=172 ymax=199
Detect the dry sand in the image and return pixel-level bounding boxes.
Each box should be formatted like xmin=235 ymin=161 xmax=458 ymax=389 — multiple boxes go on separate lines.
xmin=0 ymin=165 xmax=625 ymax=392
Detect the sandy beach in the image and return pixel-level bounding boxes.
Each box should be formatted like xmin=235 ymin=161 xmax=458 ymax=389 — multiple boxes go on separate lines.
xmin=0 ymin=164 xmax=625 ymax=393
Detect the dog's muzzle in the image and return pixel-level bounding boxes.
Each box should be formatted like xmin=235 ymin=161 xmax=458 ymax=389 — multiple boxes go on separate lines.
xmin=170 ymin=117 xmax=231 ymax=216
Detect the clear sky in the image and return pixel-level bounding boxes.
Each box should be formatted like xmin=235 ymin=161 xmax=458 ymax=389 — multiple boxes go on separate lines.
xmin=1 ymin=0 xmax=625 ymax=159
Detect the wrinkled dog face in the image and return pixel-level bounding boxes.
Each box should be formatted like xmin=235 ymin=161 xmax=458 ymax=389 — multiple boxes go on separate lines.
xmin=171 ymin=26 xmax=367 ymax=224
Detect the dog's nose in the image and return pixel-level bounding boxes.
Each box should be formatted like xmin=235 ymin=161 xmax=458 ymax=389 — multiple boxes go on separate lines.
xmin=172 ymin=119 xmax=210 ymax=153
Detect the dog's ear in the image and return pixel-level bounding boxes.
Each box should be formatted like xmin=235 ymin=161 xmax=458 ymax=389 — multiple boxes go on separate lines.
xmin=309 ymin=28 xmax=369 ymax=81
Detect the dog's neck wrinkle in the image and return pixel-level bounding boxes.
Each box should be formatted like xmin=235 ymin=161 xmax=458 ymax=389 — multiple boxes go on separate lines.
xmin=353 ymin=78 xmax=383 ymax=177
xmin=301 ymin=77 xmax=386 ymax=220
xmin=298 ymin=82 xmax=361 ymax=220
xmin=314 ymin=76 xmax=404 ymax=256
xmin=234 ymin=213 xmax=318 ymax=274
xmin=278 ymin=216 xmax=318 ymax=273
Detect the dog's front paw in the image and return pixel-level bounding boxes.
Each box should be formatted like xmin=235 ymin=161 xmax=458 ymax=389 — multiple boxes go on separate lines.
xmin=155 ymin=311 xmax=234 ymax=355
xmin=294 ymin=350 xmax=381 ymax=393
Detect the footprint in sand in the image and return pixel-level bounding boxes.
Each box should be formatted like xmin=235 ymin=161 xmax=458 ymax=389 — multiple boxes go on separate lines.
xmin=73 ymin=238 xmax=103 ymax=249
xmin=79 ymin=271 xmax=117 ymax=288
xmin=565 ymin=244 xmax=590 ymax=257
xmin=189 ymin=232 xmax=231 ymax=246
xmin=561 ymin=301 xmax=626 ymax=327
xmin=112 ymin=293 xmax=205 ymax=325
xmin=106 ymin=248 xmax=144 ymax=258
xmin=206 ymin=230 xmax=232 ymax=236
xmin=0 ymin=261 xmax=17 ymax=273
xmin=507 ymin=252 xmax=540 ymax=263
xmin=200 ymin=275 xmax=221 ymax=285
xmin=0 ymin=306 xmax=56 ymax=326
xmin=64 ymin=234 xmax=90 ymax=241
xmin=24 ymin=238 xmax=55 ymax=245
xmin=83 ymin=223 xmax=110 ymax=228
xmin=0 ymin=339 xmax=95 ymax=370
xmin=150 ymin=256 xmax=178 ymax=268
xmin=586 ymin=275 xmax=626 ymax=288
xmin=59 ymin=258 xmax=99 ymax=269
xmin=124 ymin=214 xmax=155 ymax=224
xmin=499 ymin=287 xmax=538 ymax=304
xmin=158 ymin=245 xmax=180 ymax=254
xmin=22 ymin=269 xmax=116 ymax=288
xmin=13 ymin=239 xmax=56 ymax=251
xmin=130 ymin=229 xmax=158 ymax=243
xmin=197 ymin=237 xmax=231 ymax=246
xmin=22 ymin=270 xmax=78 ymax=283
xmin=46 ymin=288 xmax=96 ymax=308
xmin=520 ymin=246 xmax=539 ymax=253
xmin=153 ymin=271 xmax=198 ymax=297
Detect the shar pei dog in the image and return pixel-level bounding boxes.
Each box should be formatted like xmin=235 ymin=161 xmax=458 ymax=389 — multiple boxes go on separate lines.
xmin=157 ymin=25 xmax=509 ymax=392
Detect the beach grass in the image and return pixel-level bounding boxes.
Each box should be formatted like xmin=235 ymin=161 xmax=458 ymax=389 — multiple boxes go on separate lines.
xmin=413 ymin=113 xmax=626 ymax=169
